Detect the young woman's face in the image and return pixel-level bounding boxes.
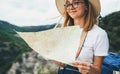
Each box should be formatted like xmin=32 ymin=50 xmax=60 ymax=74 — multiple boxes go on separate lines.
xmin=65 ymin=0 xmax=87 ymax=19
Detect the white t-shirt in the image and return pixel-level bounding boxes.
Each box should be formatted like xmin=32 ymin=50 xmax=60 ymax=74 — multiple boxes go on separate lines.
xmin=76 ymin=25 xmax=109 ymax=63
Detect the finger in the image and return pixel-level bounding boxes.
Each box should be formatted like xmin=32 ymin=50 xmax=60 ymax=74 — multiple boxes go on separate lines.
xmin=78 ymin=61 xmax=89 ymax=65
xmin=78 ymin=65 xmax=87 ymax=70
xmin=72 ymin=62 xmax=80 ymax=65
xmin=73 ymin=62 xmax=92 ymax=73
xmin=72 ymin=62 xmax=80 ymax=66
xmin=77 ymin=66 xmax=89 ymax=74
xmin=78 ymin=62 xmax=92 ymax=69
xmin=72 ymin=62 xmax=89 ymax=69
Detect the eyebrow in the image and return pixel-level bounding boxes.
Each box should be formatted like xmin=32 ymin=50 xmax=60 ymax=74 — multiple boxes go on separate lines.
xmin=73 ymin=0 xmax=80 ymax=2
xmin=66 ymin=0 xmax=70 ymax=4
xmin=74 ymin=0 xmax=84 ymax=2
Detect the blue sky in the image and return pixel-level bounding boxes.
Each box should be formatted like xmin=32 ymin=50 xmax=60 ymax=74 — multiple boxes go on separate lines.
xmin=0 ymin=0 xmax=119 ymax=26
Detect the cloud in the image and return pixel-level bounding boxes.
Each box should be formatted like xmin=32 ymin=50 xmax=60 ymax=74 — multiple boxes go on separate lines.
xmin=0 ymin=0 xmax=59 ymax=26
xmin=100 ymin=0 xmax=120 ymax=16
xmin=0 ymin=0 xmax=119 ymax=26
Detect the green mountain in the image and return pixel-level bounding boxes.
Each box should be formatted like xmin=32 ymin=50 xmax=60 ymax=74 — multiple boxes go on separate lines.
xmin=0 ymin=20 xmax=55 ymax=74
xmin=99 ymin=11 xmax=120 ymax=53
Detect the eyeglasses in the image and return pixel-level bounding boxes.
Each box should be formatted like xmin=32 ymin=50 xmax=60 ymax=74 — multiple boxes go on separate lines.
xmin=64 ymin=1 xmax=84 ymax=10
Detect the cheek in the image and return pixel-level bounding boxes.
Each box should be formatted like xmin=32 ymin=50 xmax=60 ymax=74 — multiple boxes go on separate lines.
xmin=66 ymin=10 xmax=69 ymax=13
xmin=77 ymin=7 xmax=86 ymax=16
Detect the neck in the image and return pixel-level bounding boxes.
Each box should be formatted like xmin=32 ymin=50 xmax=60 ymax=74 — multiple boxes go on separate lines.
xmin=74 ymin=17 xmax=85 ymax=28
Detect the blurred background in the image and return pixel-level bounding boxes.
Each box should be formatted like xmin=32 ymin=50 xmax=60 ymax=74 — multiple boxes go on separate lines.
xmin=0 ymin=0 xmax=120 ymax=74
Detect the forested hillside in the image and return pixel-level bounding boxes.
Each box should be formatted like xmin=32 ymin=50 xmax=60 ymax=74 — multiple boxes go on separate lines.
xmin=0 ymin=21 xmax=55 ymax=74
xmin=99 ymin=11 xmax=120 ymax=53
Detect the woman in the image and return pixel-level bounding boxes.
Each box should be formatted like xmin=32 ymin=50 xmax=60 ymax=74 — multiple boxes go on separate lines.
xmin=54 ymin=0 xmax=109 ymax=74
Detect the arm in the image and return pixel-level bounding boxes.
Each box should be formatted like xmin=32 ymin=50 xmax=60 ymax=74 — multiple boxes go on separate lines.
xmin=72 ymin=56 xmax=104 ymax=74
xmin=90 ymin=56 xmax=104 ymax=74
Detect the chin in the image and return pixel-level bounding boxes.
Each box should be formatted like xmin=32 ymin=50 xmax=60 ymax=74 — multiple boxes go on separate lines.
xmin=70 ymin=16 xmax=78 ymax=19
xmin=69 ymin=15 xmax=75 ymax=18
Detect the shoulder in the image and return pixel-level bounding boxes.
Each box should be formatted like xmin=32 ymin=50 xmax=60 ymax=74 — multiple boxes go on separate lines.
xmin=90 ymin=25 xmax=109 ymax=56
xmin=87 ymin=24 xmax=108 ymax=43
xmin=89 ymin=24 xmax=107 ymax=36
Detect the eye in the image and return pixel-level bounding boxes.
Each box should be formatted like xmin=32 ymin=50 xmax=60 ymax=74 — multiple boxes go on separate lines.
xmin=64 ymin=3 xmax=71 ymax=7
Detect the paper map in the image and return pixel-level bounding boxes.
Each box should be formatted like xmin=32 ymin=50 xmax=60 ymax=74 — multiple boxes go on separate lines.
xmin=17 ymin=26 xmax=82 ymax=64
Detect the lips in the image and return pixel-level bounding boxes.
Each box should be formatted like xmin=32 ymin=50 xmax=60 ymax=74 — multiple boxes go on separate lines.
xmin=69 ymin=11 xmax=77 ymax=14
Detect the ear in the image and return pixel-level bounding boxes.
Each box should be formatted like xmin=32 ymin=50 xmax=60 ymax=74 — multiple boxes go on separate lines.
xmin=84 ymin=4 xmax=88 ymax=11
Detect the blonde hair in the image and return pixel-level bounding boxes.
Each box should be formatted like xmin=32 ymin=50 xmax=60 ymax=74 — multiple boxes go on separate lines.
xmin=62 ymin=1 xmax=97 ymax=31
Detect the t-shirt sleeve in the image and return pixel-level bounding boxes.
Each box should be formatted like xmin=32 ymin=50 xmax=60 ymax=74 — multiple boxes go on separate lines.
xmin=94 ymin=30 xmax=109 ymax=56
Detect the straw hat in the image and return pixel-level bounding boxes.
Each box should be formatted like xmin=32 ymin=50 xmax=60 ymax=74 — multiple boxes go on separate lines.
xmin=55 ymin=0 xmax=101 ymax=18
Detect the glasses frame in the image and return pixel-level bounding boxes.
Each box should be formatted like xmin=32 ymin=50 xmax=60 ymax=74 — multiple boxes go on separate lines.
xmin=64 ymin=1 xmax=84 ymax=10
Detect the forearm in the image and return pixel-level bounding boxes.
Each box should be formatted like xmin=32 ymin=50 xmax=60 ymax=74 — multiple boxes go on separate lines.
xmin=89 ymin=65 xmax=101 ymax=74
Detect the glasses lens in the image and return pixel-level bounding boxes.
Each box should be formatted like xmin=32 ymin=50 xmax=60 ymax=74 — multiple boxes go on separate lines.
xmin=73 ymin=2 xmax=80 ymax=8
xmin=64 ymin=4 xmax=71 ymax=8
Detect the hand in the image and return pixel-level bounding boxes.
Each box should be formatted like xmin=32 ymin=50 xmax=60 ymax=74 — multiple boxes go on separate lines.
xmin=72 ymin=62 xmax=92 ymax=74
xmin=50 ymin=60 xmax=64 ymax=67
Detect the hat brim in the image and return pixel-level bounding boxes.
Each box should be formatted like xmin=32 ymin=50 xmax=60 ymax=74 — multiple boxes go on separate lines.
xmin=55 ymin=0 xmax=101 ymax=18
